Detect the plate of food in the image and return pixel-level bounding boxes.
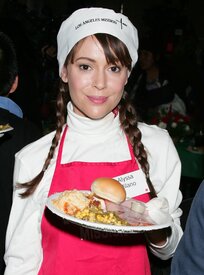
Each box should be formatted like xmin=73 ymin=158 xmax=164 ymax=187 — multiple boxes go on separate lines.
xmin=46 ymin=178 xmax=173 ymax=233
xmin=0 ymin=123 xmax=13 ymax=134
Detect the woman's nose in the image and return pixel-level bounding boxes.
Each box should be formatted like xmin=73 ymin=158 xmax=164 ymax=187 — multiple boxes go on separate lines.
xmin=92 ymin=70 xmax=106 ymax=90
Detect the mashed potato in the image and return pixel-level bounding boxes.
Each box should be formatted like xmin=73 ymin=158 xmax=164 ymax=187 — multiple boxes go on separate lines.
xmin=52 ymin=190 xmax=91 ymax=215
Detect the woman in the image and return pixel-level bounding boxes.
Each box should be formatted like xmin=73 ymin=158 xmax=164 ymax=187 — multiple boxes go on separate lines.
xmin=4 ymin=7 xmax=183 ymax=275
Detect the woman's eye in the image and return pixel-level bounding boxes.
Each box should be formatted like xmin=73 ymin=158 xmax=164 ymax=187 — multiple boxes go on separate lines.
xmin=110 ymin=66 xmax=120 ymax=73
xmin=79 ymin=64 xmax=91 ymax=70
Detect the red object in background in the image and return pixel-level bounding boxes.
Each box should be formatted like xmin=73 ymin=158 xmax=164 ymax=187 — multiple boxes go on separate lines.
xmin=166 ymin=41 xmax=174 ymax=53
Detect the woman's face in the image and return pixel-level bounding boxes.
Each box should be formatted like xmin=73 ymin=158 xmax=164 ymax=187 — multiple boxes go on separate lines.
xmin=61 ymin=36 xmax=129 ymax=119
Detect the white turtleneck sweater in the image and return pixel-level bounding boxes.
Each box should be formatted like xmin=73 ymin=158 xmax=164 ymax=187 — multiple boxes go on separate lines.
xmin=4 ymin=102 xmax=183 ymax=275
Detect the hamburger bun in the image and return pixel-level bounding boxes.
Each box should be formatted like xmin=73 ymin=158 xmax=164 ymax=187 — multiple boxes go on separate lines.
xmin=91 ymin=177 xmax=126 ymax=204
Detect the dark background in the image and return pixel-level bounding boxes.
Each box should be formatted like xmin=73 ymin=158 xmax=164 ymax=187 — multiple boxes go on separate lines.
xmin=1 ymin=0 xmax=201 ymax=44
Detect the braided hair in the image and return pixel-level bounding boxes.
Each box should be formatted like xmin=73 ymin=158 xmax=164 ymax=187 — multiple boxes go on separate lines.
xmin=18 ymin=33 xmax=156 ymax=198
xmin=119 ymin=91 xmax=156 ymax=197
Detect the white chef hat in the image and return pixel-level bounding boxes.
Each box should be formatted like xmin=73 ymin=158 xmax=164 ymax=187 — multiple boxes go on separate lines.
xmin=57 ymin=7 xmax=138 ymax=76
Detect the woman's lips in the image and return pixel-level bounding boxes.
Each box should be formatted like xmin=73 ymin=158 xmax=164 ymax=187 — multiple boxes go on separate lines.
xmin=87 ymin=96 xmax=107 ymax=104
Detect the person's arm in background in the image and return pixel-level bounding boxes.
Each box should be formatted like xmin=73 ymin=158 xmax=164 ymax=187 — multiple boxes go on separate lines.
xmin=143 ymin=81 xmax=175 ymax=107
xmin=171 ymin=180 xmax=204 ymax=275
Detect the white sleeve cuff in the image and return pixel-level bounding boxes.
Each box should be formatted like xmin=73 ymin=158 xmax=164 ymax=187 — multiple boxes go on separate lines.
xmin=147 ymin=236 xmax=169 ymax=249
xmin=146 ymin=224 xmax=183 ymax=260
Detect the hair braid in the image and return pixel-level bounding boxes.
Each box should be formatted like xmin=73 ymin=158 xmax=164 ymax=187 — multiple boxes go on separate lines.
xmin=18 ymin=80 xmax=68 ymax=197
xmin=119 ymin=91 xmax=157 ymax=198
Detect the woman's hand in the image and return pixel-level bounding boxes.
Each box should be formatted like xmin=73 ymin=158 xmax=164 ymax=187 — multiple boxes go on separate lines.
xmin=145 ymin=197 xmax=171 ymax=246
xmin=146 ymin=228 xmax=169 ymax=246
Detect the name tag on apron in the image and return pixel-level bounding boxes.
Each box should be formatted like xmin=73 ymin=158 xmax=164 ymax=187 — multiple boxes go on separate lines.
xmin=113 ymin=170 xmax=150 ymax=198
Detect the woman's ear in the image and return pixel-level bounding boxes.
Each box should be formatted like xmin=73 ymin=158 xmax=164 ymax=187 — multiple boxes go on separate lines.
xmin=60 ymin=67 xmax=68 ymax=83
xmin=9 ymin=76 xmax=18 ymax=94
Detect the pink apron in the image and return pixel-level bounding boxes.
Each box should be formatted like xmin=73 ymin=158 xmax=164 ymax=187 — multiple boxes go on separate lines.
xmin=39 ymin=126 xmax=151 ymax=275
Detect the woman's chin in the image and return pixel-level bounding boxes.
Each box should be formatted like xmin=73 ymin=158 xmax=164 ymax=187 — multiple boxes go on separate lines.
xmin=83 ymin=108 xmax=111 ymax=120
xmin=73 ymin=105 xmax=114 ymax=120
xmin=86 ymin=112 xmax=108 ymax=120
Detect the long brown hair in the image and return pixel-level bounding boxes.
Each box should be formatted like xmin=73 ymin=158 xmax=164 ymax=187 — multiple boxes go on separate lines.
xmin=18 ymin=33 xmax=156 ymax=198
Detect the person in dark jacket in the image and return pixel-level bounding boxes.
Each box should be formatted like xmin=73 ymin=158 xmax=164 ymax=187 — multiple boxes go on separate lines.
xmin=171 ymin=179 xmax=204 ymax=275
xmin=130 ymin=37 xmax=186 ymax=121
xmin=0 ymin=31 xmax=42 ymax=274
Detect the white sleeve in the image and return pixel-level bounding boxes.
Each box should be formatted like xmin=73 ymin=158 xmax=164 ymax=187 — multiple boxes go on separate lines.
xmin=147 ymin=133 xmax=183 ymax=260
xmin=4 ymin=156 xmax=44 ymax=275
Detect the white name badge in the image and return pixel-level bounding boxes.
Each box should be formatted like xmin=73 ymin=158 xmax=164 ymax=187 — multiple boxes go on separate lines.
xmin=113 ymin=170 xmax=150 ymax=198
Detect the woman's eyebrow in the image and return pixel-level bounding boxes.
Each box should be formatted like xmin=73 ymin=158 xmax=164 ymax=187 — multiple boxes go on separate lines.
xmin=75 ymin=57 xmax=95 ymax=62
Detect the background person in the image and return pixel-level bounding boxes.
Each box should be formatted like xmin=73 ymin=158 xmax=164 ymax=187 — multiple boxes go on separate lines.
xmin=129 ymin=37 xmax=186 ymax=122
xmin=171 ymin=179 xmax=204 ymax=275
xmin=4 ymin=8 xmax=183 ymax=275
